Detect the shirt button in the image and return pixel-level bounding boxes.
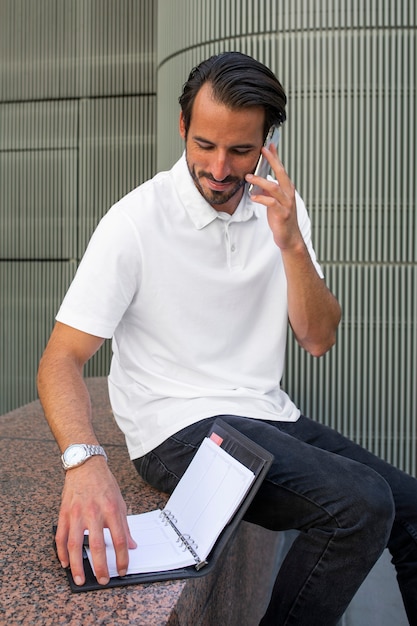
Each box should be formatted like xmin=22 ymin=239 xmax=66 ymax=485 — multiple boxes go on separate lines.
xmin=231 ymin=244 xmax=236 ymax=252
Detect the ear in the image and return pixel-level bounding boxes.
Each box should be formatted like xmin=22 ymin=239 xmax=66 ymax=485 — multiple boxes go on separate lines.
xmin=179 ymin=112 xmax=186 ymax=140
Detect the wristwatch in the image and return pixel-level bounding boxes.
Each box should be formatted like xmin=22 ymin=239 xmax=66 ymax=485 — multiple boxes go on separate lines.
xmin=61 ymin=443 xmax=108 ymax=470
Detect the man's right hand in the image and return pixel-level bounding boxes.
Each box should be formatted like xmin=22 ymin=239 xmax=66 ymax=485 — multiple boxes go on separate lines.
xmin=37 ymin=322 xmax=137 ymax=585
xmin=55 ymin=456 xmax=137 ymax=586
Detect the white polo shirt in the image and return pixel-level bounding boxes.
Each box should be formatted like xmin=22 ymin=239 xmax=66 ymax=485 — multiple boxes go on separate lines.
xmin=56 ymin=154 xmax=323 ymax=459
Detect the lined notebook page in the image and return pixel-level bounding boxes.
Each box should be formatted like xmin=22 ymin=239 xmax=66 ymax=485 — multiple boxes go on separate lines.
xmin=86 ymin=436 xmax=254 ymax=576
xmin=165 ymin=436 xmax=254 ymax=559
xmin=93 ymin=511 xmax=196 ymax=577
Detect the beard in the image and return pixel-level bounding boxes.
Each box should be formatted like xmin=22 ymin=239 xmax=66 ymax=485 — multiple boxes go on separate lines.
xmin=187 ymin=162 xmax=246 ymax=206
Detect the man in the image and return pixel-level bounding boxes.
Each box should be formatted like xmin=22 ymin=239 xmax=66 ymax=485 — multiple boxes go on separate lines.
xmin=38 ymin=53 xmax=417 ymax=625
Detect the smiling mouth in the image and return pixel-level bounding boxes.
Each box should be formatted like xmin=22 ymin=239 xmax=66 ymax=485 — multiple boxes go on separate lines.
xmin=188 ymin=161 xmax=245 ymax=206
xmin=199 ymin=172 xmax=246 ymax=202
xmin=206 ymin=179 xmax=234 ymax=191
xmin=203 ymin=174 xmax=240 ymax=189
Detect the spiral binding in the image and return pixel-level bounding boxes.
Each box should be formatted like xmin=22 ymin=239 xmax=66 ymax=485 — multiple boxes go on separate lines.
xmin=160 ymin=510 xmax=177 ymax=525
xmin=159 ymin=509 xmax=207 ymax=570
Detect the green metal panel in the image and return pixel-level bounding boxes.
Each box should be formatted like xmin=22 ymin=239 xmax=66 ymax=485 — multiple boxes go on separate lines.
xmin=78 ymin=96 xmax=156 ymax=254
xmin=0 ymin=150 xmax=77 ymax=259
xmin=0 ymin=0 xmax=156 ymax=414
xmin=0 ymin=261 xmax=76 ymax=413
xmin=283 ymin=264 xmax=417 ymax=475
xmin=0 ymin=101 xmax=78 ymax=259
xmin=0 ymin=0 xmax=155 ymax=101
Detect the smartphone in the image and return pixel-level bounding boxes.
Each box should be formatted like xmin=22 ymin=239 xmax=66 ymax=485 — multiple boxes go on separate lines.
xmin=248 ymin=125 xmax=280 ymax=196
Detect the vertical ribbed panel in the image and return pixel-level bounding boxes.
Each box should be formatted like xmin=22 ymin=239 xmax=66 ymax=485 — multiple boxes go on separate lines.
xmin=0 ymin=0 xmax=156 ymax=414
xmin=281 ymin=28 xmax=416 ymax=265
xmin=0 ymin=261 xmax=76 ymax=411
xmin=0 ymin=0 xmax=155 ymax=100
xmin=78 ymin=96 xmax=156 ymax=253
xmin=0 ymin=149 xmax=77 ymax=258
xmin=284 ymin=264 xmax=417 ymax=475
xmin=0 ymin=101 xmax=78 ymax=259
xmin=157 ymin=0 xmax=416 ymax=474
xmin=0 ymin=0 xmax=79 ymax=100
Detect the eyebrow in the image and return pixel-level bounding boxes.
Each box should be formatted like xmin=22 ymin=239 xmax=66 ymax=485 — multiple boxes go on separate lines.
xmin=193 ymin=135 xmax=257 ymax=150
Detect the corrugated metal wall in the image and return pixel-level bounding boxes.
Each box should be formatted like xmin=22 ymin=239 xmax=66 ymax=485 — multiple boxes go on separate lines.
xmin=0 ymin=0 xmax=156 ymax=412
xmin=156 ymin=0 xmax=416 ymax=475
xmin=1 ymin=1 xmax=416 ymax=477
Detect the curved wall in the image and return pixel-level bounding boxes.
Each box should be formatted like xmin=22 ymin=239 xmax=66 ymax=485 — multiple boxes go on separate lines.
xmin=157 ymin=0 xmax=416 ymax=473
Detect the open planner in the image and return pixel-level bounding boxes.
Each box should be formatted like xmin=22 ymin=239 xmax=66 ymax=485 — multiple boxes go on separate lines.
xmin=58 ymin=419 xmax=273 ymax=592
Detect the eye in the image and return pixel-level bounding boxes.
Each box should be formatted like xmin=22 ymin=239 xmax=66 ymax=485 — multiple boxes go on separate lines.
xmin=195 ymin=140 xmax=214 ymax=150
xmin=232 ymin=148 xmax=252 ymax=155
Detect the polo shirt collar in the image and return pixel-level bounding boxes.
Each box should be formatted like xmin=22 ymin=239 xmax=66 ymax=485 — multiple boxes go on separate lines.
xmin=172 ymin=153 xmax=261 ymax=230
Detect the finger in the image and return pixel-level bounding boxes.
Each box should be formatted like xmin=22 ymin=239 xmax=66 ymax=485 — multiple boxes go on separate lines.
xmin=128 ymin=535 xmax=138 ymax=549
xmin=264 ymin=146 xmax=295 ymax=195
xmin=55 ymin=517 xmax=70 ymax=569
xmin=246 ymin=173 xmax=280 ymax=199
xmin=110 ymin=531 xmax=130 ymax=577
xmin=66 ymin=523 xmax=90 ymax=586
xmin=246 ymin=147 xmax=284 ymax=197
xmin=114 ymin=505 xmax=139 ymax=574
xmin=110 ymin=517 xmax=131 ymax=577
xmin=125 ymin=517 xmax=138 ymax=550
xmin=84 ymin=522 xmax=112 ymax=586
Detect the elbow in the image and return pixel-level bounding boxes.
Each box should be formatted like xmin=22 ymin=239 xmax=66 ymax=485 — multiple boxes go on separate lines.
xmin=306 ymin=333 xmax=337 ymax=358
xmin=297 ymin=314 xmax=341 ymax=358
xmin=308 ymin=303 xmax=342 ymax=357
xmin=291 ymin=298 xmax=342 ymax=358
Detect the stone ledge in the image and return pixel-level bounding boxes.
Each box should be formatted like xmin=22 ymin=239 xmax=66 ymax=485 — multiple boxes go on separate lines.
xmin=0 ymin=377 xmax=280 ymax=625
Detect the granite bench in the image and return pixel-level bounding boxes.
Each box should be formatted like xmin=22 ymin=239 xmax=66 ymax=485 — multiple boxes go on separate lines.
xmin=0 ymin=377 xmax=283 ymax=626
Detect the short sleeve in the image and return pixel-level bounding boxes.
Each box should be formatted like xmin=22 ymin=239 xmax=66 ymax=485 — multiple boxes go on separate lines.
xmin=56 ymin=206 xmax=142 ymax=338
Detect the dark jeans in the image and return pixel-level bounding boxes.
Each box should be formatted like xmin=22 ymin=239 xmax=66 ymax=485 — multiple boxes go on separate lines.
xmin=134 ymin=415 xmax=417 ymax=626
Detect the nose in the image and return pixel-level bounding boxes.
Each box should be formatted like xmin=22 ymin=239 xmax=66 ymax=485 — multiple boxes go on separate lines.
xmin=210 ymin=150 xmax=230 ymax=181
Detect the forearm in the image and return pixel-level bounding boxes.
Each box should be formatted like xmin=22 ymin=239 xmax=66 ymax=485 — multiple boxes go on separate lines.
xmin=282 ymin=241 xmax=341 ymax=357
xmin=245 ymin=147 xmax=341 ymax=355
xmin=37 ymin=322 xmax=105 ymax=450
xmin=37 ymin=352 xmax=97 ymax=450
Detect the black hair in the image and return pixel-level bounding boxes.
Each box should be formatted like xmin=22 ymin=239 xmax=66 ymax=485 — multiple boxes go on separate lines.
xmin=179 ymin=52 xmax=287 ymax=138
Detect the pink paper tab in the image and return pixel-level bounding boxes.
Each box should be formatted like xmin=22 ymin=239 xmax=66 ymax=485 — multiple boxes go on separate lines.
xmin=209 ymin=432 xmax=224 ymax=446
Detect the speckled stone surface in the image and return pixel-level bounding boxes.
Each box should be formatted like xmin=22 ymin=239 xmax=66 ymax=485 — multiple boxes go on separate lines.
xmin=0 ymin=377 xmax=281 ymax=626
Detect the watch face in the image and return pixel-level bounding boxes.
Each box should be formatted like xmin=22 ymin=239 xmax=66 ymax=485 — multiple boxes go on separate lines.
xmin=64 ymin=444 xmax=87 ymax=467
